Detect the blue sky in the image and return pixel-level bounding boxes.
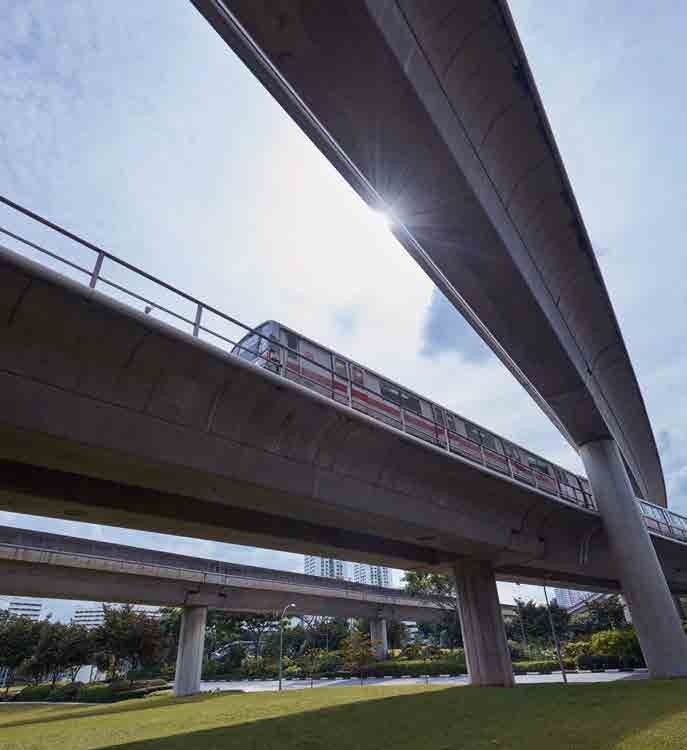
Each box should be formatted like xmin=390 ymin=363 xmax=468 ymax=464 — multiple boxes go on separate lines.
xmin=1 ymin=1 xmax=686 ymax=619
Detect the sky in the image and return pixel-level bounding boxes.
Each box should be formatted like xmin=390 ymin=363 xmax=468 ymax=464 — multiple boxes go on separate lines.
xmin=1 ymin=0 xmax=686 ymax=621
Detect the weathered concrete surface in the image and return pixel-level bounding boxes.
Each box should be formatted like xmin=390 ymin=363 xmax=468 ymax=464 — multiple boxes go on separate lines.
xmin=581 ymin=440 xmax=687 ymax=678
xmin=0 ymin=526 xmax=446 ymax=622
xmin=174 ymin=606 xmax=207 ymax=696
xmin=191 ymin=0 xmax=665 ymax=506
xmin=455 ymin=561 xmax=514 ymax=687
xmin=0 ymin=248 xmax=686 ymax=592
xmin=370 ymin=617 xmax=389 ymax=660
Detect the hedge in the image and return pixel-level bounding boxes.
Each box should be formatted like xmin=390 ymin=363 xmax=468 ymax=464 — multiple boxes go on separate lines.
xmin=512 ymin=660 xmax=574 ymax=674
xmin=14 ymin=679 xmax=171 ymax=703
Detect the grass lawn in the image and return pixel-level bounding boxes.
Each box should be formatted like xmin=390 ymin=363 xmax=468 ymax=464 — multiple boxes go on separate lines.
xmin=3 ymin=680 xmax=687 ymax=749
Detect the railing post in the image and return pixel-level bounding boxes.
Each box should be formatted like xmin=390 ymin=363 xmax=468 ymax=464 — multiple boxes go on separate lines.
xmin=193 ymin=304 xmax=202 ymax=337
xmin=89 ymin=251 xmax=104 ymax=289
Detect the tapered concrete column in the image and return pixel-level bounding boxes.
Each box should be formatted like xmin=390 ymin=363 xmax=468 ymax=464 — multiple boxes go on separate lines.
xmin=174 ymin=605 xmax=207 ymax=696
xmin=370 ymin=618 xmax=388 ymax=660
xmin=580 ymin=439 xmax=687 ymax=678
xmin=453 ymin=561 xmax=514 ymax=687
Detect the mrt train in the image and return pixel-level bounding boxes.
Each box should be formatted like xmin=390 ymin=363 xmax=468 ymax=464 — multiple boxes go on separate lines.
xmin=231 ymin=321 xmax=687 ymax=543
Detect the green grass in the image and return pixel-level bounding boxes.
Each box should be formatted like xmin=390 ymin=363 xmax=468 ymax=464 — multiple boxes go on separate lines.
xmin=3 ymin=680 xmax=687 ymax=749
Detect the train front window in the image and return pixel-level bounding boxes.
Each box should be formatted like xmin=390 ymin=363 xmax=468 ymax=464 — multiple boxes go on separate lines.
xmin=238 ymin=333 xmax=259 ymax=361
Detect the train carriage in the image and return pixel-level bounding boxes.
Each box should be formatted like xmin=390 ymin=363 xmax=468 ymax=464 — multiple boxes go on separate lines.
xmin=231 ymin=321 xmax=676 ymax=541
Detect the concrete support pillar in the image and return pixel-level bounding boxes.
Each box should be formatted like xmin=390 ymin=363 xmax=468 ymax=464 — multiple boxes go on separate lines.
xmin=453 ymin=561 xmax=514 ymax=687
xmin=580 ymin=439 xmax=687 ymax=678
xmin=370 ymin=618 xmax=388 ymax=660
xmin=174 ymin=605 xmax=207 ymax=697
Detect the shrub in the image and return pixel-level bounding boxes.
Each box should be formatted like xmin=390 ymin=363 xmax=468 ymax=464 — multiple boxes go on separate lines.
xmin=365 ymin=659 xmax=467 ymax=678
xmin=400 ymin=644 xmax=423 ymax=660
xmin=589 ymin=629 xmax=643 ymax=666
xmin=562 ymin=640 xmax=592 ymax=664
xmin=16 ymin=684 xmax=53 ymax=701
xmin=49 ymin=682 xmax=84 ymax=701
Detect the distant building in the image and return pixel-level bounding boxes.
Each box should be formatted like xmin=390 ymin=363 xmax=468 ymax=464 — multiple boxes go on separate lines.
xmin=5 ymin=600 xmax=42 ymax=621
xmin=304 ymin=556 xmax=349 ymax=580
xmin=72 ymin=607 xmax=105 ymax=629
xmin=554 ymin=588 xmax=593 ymax=609
xmin=353 ymin=563 xmax=392 ymax=588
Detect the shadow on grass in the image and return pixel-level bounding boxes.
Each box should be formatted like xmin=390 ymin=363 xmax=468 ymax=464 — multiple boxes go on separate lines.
xmin=0 ymin=691 xmax=224 ymax=730
xmin=94 ymin=681 xmax=687 ymax=750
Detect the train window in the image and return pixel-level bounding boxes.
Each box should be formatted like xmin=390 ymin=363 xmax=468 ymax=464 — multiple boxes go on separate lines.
xmin=528 ymin=455 xmax=551 ymax=476
xmin=401 ymin=392 xmax=421 ymax=414
xmin=481 ymin=432 xmax=499 ymax=453
xmin=465 ymin=423 xmax=481 ymax=444
xmin=334 ymin=358 xmax=348 ymax=378
xmin=351 ymin=366 xmax=364 ymax=385
xmin=503 ymin=442 xmax=520 ymax=461
xmin=380 ymin=381 xmax=401 ymax=405
xmin=433 ymin=406 xmax=445 ymax=427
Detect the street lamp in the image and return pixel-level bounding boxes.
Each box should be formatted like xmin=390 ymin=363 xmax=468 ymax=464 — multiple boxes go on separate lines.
xmin=543 ymin=584 xmax=567 ymax=684
xmin=278 ymin=603 xmax=296 ymax=692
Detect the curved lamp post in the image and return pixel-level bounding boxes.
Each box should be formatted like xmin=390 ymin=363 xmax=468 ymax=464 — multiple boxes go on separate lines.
xmin=278 ymin=603 xmax=296 ymax=691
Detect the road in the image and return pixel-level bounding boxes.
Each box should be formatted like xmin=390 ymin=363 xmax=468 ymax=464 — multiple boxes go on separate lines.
xmin=199 ymin=670 xmax=647 ymax=693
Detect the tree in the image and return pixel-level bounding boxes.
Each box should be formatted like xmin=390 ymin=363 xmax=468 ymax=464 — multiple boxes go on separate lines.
xmin=241 ymin=614 xmax=277 ymax=658
xmin=0 ymin=614 xmax=42 ymax=692
xmin=574 ymin=596 xmax=627 ymax=634
xmin=403 ymin=571 xmax=462 ymax=648
xmin=93 ymin=605 xmax=161 ymax=680
xmin=341 ymin=630 xmax=376 ymax=685
xmin=25 ymin=622 xmax=68 ymax=687
xmin=507 ymin=599 xmax=570 ymax=648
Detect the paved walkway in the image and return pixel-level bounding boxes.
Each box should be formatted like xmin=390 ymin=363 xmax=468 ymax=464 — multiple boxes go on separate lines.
xmin=200 ymin=670 xmax=647 ymax=693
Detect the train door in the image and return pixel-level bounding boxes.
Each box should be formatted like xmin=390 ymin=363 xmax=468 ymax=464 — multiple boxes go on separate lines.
xmin=333 ymin=357 xmax=350 ymax=405
xmin=480 ymin=432 xmax=509 ymax=475
xmin=446 ymin=414 xmax=484 ymax=463
xmin=299 ymin=338 xmax=333 ymax=398
xmin=281 ymin=328 xmax=301 ymax=383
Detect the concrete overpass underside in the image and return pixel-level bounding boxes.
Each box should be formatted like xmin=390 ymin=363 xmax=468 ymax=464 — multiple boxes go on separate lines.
xmin=191 ymin=0 xmax=665 ymax=508
xmin=1 ymin=249 xmax=686 ymax=597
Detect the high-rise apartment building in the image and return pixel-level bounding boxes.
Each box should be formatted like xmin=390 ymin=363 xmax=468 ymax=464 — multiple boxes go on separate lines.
xmin=353 ymin=563 xmax=391 ymax=588
xmin=304 ymin=556 xmax=349 ymax=580
xmin=554 ymin=588 xmax=592 ymax=609
xmin=4 ymin=600 xmax=42 ymax=621
xmin=72 ymin=607 xmax=105 ymax=629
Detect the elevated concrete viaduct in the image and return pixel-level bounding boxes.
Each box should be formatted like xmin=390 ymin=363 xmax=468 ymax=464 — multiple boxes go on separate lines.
xmin=0 ymin=525 xmax=449 ymax=694
xmin=189 ymin=0 xmax=687 ymax=681
xmin=2 ymin=247 xmax=687 ymax=687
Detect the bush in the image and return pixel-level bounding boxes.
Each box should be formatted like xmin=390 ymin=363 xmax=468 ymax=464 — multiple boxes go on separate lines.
xmin=400 ymin=644 xmax=423 ymax=660
xmin=365 ymin=659 xmax=467 ymax=678
xmin=49 ymin=682 xmax=84 ymax=701
xmin=16 ymin=684 xmax=53 ymax=701
xmin=562 ymin=640 xmax=592 ymax=664
xmin=590 ymin=629 xmax=643 ymax=666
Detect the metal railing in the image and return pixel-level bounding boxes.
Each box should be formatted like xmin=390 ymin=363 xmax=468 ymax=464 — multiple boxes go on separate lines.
xmin=1 ymin=195 xmax=685 ymax=545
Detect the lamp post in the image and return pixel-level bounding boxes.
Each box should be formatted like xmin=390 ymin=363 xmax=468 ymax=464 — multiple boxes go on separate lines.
xmin=543 ymin=585 xmax=567 ymax=684
xmin=278 ymin=603 xmax=296 ymax=692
